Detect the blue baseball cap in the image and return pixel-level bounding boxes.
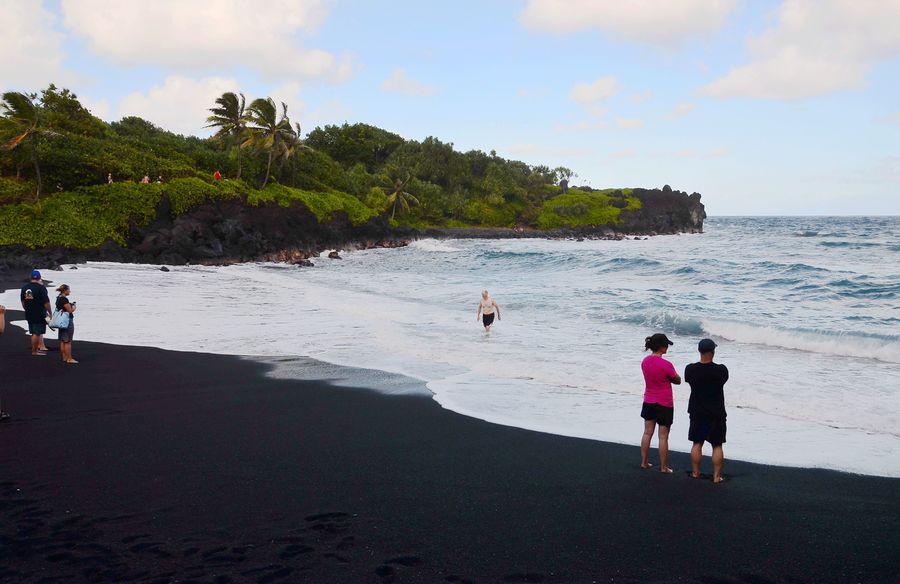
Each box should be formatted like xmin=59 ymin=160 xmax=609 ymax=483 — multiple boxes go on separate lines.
xmin=30 ymin=269 xmax=41 ymax=280
xmin=698 ymin=338 xmax=717 ymax=353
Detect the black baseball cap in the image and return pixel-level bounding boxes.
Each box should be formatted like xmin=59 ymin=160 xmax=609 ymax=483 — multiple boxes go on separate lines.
xmin=698 ymin=338 xmax=717 ymax=353
xmin=648 ymin=333 xmax=674 ymax=346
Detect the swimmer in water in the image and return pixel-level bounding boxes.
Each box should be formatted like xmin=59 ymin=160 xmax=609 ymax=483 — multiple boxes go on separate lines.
xmin=476 ymin=290 xmax=501 ymax=332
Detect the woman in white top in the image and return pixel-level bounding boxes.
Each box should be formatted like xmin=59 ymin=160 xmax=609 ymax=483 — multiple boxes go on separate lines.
xmin=476 ymin=290 xmax=501 ymax=331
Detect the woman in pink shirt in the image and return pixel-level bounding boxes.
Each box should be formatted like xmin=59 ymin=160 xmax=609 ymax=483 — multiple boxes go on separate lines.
xmin=640 ymin=333 xmax=681 ymax=473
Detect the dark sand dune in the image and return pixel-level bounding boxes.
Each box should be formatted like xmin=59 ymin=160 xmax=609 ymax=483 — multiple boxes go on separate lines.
xmin=1 ymin=304 xmax=898 ymax=583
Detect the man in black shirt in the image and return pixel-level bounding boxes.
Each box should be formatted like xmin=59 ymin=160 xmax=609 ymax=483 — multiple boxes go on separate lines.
xmin=684 ymin=338 xmax=729 ymax=483
xmin=20 ymin=270 xmax=52 ymax=356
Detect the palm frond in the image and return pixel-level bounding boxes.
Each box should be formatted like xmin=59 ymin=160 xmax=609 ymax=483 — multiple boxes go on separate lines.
xmin=2 ymin=129 xmax=31 ymax=151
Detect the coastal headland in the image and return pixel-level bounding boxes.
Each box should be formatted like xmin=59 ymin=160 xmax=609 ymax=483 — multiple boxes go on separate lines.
xmin=0 ymin=185 xmax=704 ymax=271
xmin=1 ymin=86 xmax=704 ymax=271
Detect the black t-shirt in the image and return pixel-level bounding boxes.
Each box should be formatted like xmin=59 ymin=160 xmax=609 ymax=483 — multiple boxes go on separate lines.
xmin=56 ymin=295 xmax=73 ymax=321
xmin=20 ymin=282 xmax=50 ymax=322
xmin=685 ymin=362 xmax=729 ymax=419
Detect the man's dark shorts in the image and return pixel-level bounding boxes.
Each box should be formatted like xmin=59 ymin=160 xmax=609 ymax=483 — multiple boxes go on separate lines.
xmin=27 ymin=320 xmax=47 ymax=335
xmin=689 ymin=414 xmax=726 ymax=445
xmin=641 ymin=402 xmax=674 ymax=427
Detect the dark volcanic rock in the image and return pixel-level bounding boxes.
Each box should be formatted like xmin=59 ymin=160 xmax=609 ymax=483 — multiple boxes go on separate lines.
xmin=619 ymin=187 xmax=706 ymax=234
xmin=159 ymin=266 xmax=170 ymax=272
xmin=0 ymin=186 xmax=703 ymax=268
xmin=328 ymin=251 xmax=342 ymax=259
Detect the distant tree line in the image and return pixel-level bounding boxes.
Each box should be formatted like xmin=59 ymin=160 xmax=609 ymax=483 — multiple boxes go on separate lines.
xmin=2 ymin=85 xmax=637 ymax=231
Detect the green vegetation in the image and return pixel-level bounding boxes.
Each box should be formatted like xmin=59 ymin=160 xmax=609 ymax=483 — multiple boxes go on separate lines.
xmin=537 ymin=188 xmax=641 ymax=229
xmin=0 ymin=85 xmax=643 ymax=250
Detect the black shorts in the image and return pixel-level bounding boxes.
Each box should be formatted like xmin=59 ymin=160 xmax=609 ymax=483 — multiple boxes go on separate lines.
xmin=688 ymin=415 xmax=726 ymax=445
xmin=641 ymin=402 xmax=674 ymax=427
xmin=482 ymin=313 xmax=495 ymax=327
xmin=58 ymin=323 xmax=75 ymax=343
xmin=28 ymin=320 xmax=47 ymax=335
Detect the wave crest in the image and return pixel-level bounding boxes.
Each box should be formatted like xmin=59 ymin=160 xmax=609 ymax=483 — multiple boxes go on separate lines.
xmin=701 ymin=320 xmax=900 ymax=363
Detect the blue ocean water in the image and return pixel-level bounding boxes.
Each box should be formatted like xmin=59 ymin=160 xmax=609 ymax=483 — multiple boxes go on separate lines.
xmin=3 ymin=216 xmax=898 ymax=475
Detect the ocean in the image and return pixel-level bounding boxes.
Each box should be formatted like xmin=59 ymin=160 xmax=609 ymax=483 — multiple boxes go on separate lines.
xmin=3 ymin=216 xmax=899 ymax=476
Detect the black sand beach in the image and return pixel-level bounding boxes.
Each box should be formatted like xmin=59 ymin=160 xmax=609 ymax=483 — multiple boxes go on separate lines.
xmin=1 ymin=305 xmax=898 ymax=583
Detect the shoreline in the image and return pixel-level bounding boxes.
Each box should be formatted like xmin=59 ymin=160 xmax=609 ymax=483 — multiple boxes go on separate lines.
xmin=2 ymin=301 xmax=899 ymax=582
xmin=3 ymin=254 xmax=897 ymax=480
xmin=0 ymin=225 xmax=694 ymax=273
xmin=4 ymin=307 xmax=897 ymax=480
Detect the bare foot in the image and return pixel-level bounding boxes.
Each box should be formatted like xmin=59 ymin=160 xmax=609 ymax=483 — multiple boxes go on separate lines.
xmin=640 ymin=463 xmax=654 ymax=469
xmin=660 ymin=467 xmax=674 ymax=474
xmin=689 ymin=472 xmax=701 ymax=479
xmin=32 ymin=351 xmax=47 ymax=356
xmin=65 ymin=359 xmax=79 ymax=364
xmin=713 ymin=476 xmax=725 ymax=483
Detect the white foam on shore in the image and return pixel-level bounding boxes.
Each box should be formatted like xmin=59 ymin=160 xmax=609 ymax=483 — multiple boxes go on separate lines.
xmin=701 ymin=319 xmax=900 ymax=364
xmin=3 ymin=256 xmax=898 ymax=478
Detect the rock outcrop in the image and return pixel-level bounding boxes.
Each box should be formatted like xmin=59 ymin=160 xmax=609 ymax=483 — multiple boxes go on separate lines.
xmin=0 ymin=187 xmax=704 ymax=272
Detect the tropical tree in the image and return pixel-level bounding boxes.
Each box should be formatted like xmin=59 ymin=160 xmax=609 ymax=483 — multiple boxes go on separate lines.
xmin=244 ymin=97 xmax=297 ymax=188
xmin=275 ymin=122 xmax=314 ymax=186
xmin=383 ymin=173 xmax=419 ymax=220
xmin=205 ymin=92 xmax=247 ymax=179
xmin=1 ymin=91 xmax=55 ymax=201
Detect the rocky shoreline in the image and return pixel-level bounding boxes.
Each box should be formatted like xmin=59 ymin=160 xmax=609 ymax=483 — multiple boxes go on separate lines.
xmin=0 ymin=187 xmax=705 ymax=273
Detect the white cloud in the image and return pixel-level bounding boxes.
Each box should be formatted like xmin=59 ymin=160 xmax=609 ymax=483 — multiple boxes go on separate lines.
xmin=700 ymin=0 xmax=900 ymax=99
xmin=305 ymin=100 xmax=353 ymax=127
xmin=506 ymin=143 xmax=589 ymax=158
xmin=60 ymin=0 xmax=351 ymax=81
xmin=269 ymin=82 xmax=306 ymax=119
xmin=0 ymin=0 xmax=72 ymax=92
xmin=118 ymin=76 xmax=240 ymax=136
xmin=609 ymin=148 xmax=637 ymax=158
xmin=80 ymin=96 xmax=113 ymax=121
xmin=666 ymin=102 xmax=695 ymax=119
xmin=569 ymin=76 xmax=618 ymax=103
xmin=557 ymin=120 xmax=610 ymax=133
xmin=629 ymin=90 xmax=654 ymax=104
xmin=616 ymin=117 xmax=645 ymax=129
xmin=381 ymin=69 xmax=437 ymax=97
xmin=874 ymin=111 xmax=900 ymax=125
xmin=520 ymin=0 xmax=736 ymax=46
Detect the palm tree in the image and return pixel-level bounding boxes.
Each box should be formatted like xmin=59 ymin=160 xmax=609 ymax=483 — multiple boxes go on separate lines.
xmin=1 ymin=92 xmax=55 ymax=202
xmin=276 ymin=123 xmax=313 ymax=186
xmin=384 ymin=174 xmax=419 ymax=220
xmin=205 ymin=92 xmax=247 ymax=179
xmin=244 ymin=97 xmax=297 ymax=188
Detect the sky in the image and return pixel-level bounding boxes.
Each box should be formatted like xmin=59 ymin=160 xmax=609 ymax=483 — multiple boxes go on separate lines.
xmin=2 ymin=0 xmax=899 ymax=215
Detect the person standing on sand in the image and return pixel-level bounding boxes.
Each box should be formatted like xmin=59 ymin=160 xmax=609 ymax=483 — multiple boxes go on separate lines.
xmin=685 ymin=339 xmax=729 ymax=483
xmin=476 ymin=290 xmax=501 ymax=331
xmin=640 ymin=333 xmax=681 ymax=473
xmin=0 ymin=304 xmax=6 ymax=335
xmin=20 ymin=270 xmax=52 ymax=356
xmin=55 ymin=284 xmax=78 ymax=364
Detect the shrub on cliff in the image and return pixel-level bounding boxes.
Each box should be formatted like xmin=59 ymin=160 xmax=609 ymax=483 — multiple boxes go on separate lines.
xmin=247 ymin=183 xmax=376 ymax=226
xmin=537 ymin=189 xmax=641 ymax=229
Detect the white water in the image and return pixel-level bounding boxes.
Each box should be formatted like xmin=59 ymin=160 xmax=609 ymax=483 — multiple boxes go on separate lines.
xmin=4 ymin=217 xmax=899 ymax=477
